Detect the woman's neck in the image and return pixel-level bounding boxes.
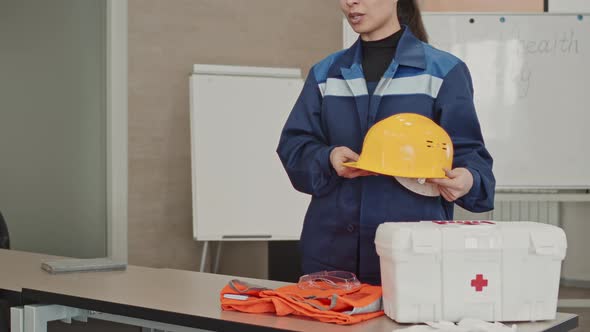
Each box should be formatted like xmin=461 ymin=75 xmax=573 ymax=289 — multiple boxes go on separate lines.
xmin=361 ymin=20 xmax=402 ymax=42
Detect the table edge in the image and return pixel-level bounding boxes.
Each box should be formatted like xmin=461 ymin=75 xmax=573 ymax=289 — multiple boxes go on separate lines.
xmin=21 ymin=288 xmax=298 ymax=332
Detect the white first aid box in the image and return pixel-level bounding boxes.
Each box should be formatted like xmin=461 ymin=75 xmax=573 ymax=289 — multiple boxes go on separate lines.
xmin=375 ymin=221 xmax=567 ymax=323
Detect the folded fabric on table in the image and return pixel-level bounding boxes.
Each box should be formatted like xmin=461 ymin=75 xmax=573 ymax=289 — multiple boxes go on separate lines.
xmin=220 ymin=279 xmax=384 ymax=325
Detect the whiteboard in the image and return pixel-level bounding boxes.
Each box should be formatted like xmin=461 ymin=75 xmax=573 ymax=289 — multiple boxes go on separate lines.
xmin=344 ymin=14 xmax=590 ymax=189
xmin=549 ymin=0 xmax=590 ymax=13
xmin=189 ymin=65 xmax=309 ymax=241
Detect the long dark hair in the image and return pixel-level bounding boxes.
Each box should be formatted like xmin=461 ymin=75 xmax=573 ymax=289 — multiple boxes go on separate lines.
xmin=397 ymin=0 xmax=428 ymax=43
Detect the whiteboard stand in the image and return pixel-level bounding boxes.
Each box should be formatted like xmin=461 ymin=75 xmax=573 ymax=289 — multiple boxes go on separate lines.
xmin=198 ymin=241 xmax=223 ymax=273
xmin=199 ymin=241 xmax=208 ymax=273
xmin=213 ymin=241 xmax=222 ymax=273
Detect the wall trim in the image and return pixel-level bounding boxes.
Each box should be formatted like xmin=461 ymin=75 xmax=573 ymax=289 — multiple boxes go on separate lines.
xmin=106 ymin=0 xmax=128 ymax=263
xmin=561 ymin=278 xmax=590 ymax=289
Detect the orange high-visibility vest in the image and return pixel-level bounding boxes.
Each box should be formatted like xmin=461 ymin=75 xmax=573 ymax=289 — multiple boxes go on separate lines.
xmin=220 ymin=279 xmax=384 ymax=325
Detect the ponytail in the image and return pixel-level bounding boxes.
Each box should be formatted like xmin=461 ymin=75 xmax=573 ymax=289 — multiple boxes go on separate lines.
xmin=397 ymin=0 xmax=428 ymax=43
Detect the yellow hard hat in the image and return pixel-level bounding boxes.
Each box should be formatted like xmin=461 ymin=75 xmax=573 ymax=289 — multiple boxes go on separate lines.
xmin=343 ymin=113 xmax=453 ymax=178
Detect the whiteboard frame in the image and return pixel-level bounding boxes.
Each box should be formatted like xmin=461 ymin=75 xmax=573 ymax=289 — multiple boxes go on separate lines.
xmin=549 ymin=0 xmax=590 ymax=13
xmin=344 ymin=13 xmax=590 ymax=48
xmin=192 ymin=64 xmax=301 ymax=79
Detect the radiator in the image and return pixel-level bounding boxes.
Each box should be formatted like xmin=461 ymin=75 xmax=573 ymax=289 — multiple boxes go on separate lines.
xmin=491 ymin=201 xmax=560 ymax=226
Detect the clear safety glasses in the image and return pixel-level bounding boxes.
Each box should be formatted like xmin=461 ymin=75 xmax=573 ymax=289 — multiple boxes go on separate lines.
xmin=297 ymin=271 xmax=361 ymax=291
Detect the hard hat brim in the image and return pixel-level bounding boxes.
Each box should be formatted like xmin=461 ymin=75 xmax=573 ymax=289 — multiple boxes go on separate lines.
xmin=342 ymin=161 xmax=447 ymax=179
xmin=394 ymin=176 xmax=441 ymax=197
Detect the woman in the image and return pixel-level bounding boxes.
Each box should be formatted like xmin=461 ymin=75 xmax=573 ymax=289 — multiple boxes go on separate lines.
xmin=277 ymin=0 xmax=495 ymax=285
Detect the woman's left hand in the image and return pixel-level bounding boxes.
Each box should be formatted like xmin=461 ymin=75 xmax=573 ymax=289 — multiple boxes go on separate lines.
xmin=427 ymin=168 xmax=474 ymax=202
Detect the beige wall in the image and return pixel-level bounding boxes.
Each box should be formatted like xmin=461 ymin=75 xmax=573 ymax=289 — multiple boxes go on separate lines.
xmin=128 ymin=0 xmax=342 ymax=278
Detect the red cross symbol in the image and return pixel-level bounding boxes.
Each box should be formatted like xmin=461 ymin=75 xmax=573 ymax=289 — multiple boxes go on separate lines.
xmin=471 ymin=274 xmax=488 ymax=292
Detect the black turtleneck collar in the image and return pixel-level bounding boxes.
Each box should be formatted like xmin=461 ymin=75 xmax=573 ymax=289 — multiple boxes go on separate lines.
xmin=361 ymin=27 xmax=404 ymax=82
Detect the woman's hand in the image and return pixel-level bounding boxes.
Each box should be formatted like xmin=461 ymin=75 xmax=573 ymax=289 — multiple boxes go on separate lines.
xmin=428 ymin=168 xmax=474 ymax=202
xmin=330 ymin=146 xmax=374 ymax=179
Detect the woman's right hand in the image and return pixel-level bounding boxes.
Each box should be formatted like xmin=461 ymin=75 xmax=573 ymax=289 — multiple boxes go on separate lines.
xmin=330 ymin=146 xmax=374 ymax=179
